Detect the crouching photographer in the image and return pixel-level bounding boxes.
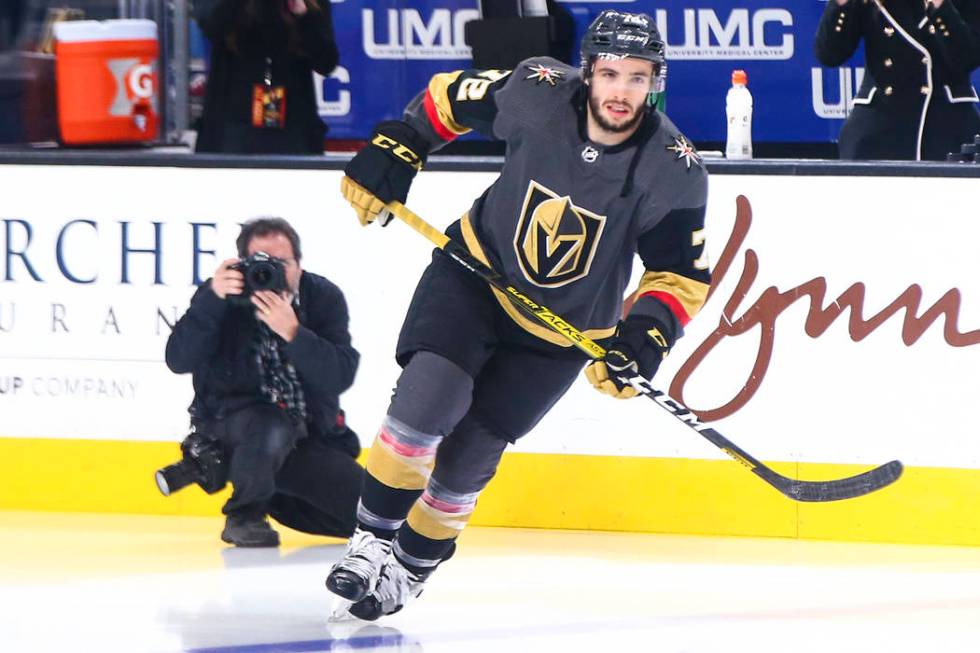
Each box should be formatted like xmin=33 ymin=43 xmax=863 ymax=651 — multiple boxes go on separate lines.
xmin=164 ymin=216 xmax=363 ymax=547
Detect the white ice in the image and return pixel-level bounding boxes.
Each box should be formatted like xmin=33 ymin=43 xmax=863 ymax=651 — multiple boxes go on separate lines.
xmin=2 ymin=512 xmax=979 ymax=653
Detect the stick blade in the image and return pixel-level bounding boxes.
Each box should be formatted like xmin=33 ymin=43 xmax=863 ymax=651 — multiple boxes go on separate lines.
xmin=760 ymin=460 xmax=904 ymax=502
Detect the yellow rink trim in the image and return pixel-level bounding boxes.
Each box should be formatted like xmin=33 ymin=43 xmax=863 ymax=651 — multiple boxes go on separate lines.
xmin=2 ymin=437 xmax=979 ymax=546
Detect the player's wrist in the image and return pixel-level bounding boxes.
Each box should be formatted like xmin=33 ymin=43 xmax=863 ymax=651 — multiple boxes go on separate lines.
xmin=613 ymin=316 xmax=672 ymax=380
xmin=343 ymin=121 xmax=427 ymax=207
xmin=369 ymin=121 xmax=428 ymax=172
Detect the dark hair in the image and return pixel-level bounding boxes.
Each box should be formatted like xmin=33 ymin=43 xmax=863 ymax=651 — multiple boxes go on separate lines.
xmin=226 ymin=0 xmax=322 ymax=56
xmin=236 ymin=216 xmax=302 ymax=261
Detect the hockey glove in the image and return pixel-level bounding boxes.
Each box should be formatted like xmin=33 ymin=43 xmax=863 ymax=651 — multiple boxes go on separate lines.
xmin=341 ymin=120 xmax=428 ymax=227
xmin=584 ymin=316 xmax=672 ymax=399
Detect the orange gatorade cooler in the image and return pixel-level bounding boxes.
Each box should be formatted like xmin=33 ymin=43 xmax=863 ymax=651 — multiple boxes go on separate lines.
xmin=53 ymin=19 xmax=159 ymax=145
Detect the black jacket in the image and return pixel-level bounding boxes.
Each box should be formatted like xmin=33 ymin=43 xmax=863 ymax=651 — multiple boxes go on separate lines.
xmin=815 ymin=0 xmax=980 ymax=160
xmin=165 ymin=271 xmax=359 ymax=440
xmin=194 ymin=0 xmax=339 ymax=154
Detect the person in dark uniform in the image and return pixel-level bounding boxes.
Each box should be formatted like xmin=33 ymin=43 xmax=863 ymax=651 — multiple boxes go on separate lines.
xmin=194 ymin=0 xmax=338 ymax=154
xmin=166 ymin=217 xmax=362 ymax=546
xmin=815 ymin=0 xmax=980 ymax=161
xmin=0 ymin=0 xmax=25 ymax=50
xmin=324 ymin=10 xmax=711 ymax=620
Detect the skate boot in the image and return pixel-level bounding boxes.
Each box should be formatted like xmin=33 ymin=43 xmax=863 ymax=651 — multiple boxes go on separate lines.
xmin=326 ymin=528 xmax=393 ymax=602
xmin=349 ymin=553 xmax=426 ymax=621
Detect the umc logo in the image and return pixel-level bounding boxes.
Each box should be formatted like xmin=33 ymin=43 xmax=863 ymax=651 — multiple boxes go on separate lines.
xmin=653 ymin=8 xmax=794 ymax=60
xmin=812 ymin=67 xmax=866 ymax=119
xmin=513 ymin=181 xmax=606 ymax=288
xmin=316 ymin=66 xmax=350 ymax=117
xmin=362 ymin=8 xmax=480 ymax=59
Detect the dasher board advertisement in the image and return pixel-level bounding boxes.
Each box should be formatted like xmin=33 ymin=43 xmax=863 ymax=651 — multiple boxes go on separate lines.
xmin=2 ymin=163 xmax=980 ymax=474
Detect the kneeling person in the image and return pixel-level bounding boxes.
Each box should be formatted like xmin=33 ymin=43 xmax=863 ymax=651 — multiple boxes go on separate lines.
xmin=165 ymin=217 xmax=361 ymax=546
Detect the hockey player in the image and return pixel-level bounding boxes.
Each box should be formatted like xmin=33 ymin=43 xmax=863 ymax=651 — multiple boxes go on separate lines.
xmin=328 ymin=10 xmax=711 ymax=619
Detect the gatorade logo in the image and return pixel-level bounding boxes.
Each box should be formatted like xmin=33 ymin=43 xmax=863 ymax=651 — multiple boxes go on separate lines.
xmin=107 ymin=58 xmax=157 ymax=116
xmin=128 ymin=64 xmax=154 ymax=99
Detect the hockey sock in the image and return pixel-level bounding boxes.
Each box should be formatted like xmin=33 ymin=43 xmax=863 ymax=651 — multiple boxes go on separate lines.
xmin=356 ymin=415 xmax=443 ymax=536
xmin=389 ymin=475 xmax=478 ymax=575
xmin=356 ymin=475 xmax=422 ymax=540
xmin=356 ymin=351 xmax=477 ymax=538
xmin=392 ymin=521 xmax=458 ymax=579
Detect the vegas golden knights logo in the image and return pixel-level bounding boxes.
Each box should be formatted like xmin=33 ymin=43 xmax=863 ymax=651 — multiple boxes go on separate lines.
xmin=513 ymin=180 xmax=606 ymax=288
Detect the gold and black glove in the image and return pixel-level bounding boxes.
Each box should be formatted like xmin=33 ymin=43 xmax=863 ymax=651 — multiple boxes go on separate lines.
xmin=584 ymin=316 xmax=672 ymax=399
xmin=341 ymin=120 xmax=427 ymax=226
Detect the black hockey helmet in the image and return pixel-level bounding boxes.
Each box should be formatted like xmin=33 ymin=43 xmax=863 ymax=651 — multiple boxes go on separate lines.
xmin=580 ymin=10 xmax=667 ymax=97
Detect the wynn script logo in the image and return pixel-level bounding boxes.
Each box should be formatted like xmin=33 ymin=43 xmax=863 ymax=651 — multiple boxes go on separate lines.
xmin=671 ymin=196 xmax=980 ymax=420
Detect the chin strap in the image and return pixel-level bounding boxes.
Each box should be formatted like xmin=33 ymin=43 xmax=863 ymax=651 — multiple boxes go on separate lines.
xmin=619 ymin=114 xmax=654 ymax=197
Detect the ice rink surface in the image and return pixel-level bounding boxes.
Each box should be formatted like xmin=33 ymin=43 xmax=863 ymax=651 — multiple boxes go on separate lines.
xmin=2 ymin=511 xmax=980 ymax=653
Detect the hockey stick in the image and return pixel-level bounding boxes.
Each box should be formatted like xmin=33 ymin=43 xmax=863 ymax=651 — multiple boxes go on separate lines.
xmin=382 ymin=201 xmax=903 ymax=502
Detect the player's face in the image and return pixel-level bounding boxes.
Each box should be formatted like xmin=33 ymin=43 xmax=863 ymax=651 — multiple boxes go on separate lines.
xmin=247 ymin=232 xmax=303 ymax=294
xmin=586 ymin=57 xmax=653 ymax=137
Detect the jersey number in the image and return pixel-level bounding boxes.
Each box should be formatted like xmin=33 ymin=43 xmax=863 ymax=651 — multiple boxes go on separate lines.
xmin=692 ymin=229 xmax=709 ymax=271
xmin=456 ymin=70 xmax=511 ymax=101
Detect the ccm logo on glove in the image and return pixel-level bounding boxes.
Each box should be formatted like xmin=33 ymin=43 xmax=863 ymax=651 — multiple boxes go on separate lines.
xmin=371 ymin=134 xmax=424 ymax=171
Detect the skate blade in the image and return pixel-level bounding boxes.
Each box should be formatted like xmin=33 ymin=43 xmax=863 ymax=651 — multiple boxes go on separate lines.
xmin=327 ymin=596 xmax=358 ymax=622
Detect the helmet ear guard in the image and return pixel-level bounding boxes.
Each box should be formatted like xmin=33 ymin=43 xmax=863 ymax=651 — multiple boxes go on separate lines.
xmin=649 ymin=61 xmax=667 ymax=108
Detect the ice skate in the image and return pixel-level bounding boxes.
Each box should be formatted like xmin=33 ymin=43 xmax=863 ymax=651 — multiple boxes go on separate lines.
xmin=348 ymin=553 xmax=426 ymax=621
xmin=326 ymin=528 xmax=392 ymax=602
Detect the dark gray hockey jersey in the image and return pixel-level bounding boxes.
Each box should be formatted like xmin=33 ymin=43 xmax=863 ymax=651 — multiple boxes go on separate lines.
xmin=403 ymin=56 xmax=710 ymax=349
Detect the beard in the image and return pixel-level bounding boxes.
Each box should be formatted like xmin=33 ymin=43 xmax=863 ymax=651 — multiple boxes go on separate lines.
xmin=587 ymin=88 xmax=646 ymax=135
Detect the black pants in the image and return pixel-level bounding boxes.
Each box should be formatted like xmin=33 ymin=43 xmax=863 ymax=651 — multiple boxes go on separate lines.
xmin=396 ymin=246 xmax=588 ymax=442
xmin=210 ymin=404 xmax=363 ymax=537
xmin=270 ymin=432 xmax=363 ymax=538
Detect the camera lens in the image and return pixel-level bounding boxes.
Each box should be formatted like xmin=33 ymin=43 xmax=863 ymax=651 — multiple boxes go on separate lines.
xmin=247 ymin=261 xmax=277 ymax=291
xmin=155 ymin=460 xmax=198 ymax=496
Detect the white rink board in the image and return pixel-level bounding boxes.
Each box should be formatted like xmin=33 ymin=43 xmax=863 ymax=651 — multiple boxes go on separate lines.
xmin=1 ymin=164 xmax=979 ymax=469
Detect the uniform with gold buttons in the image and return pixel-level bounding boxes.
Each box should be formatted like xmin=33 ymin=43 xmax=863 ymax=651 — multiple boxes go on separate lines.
xmin=815 ymin=0 xmax=980 ymax=160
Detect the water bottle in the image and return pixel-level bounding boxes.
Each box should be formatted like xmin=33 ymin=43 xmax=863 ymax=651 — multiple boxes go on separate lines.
xmin=522 ymin=0 xmax=548 ymax=16
xmin=725 ymin=70 xmax=753 ymax=160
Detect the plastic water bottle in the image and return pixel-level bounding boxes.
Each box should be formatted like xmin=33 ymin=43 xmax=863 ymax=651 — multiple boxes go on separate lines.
xmin=725 ymin=70 xmax=753 ymax=160
xmin=521 ymin=0 xmax=548 ymax=16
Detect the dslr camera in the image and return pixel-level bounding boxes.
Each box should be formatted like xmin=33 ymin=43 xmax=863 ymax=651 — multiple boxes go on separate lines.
xmin=155 ymin=430 xmax=229 ymax=496
xmin=230 ymin=251 xmax=288 ymax=304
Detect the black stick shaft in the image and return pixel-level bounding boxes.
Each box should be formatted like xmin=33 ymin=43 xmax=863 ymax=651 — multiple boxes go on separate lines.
xmin=385 ymin=201 xmax=903 ymax=502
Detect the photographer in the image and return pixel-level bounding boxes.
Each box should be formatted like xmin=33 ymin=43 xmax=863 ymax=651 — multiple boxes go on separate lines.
xmin=165 ymin=217 xmax=362 ymax=547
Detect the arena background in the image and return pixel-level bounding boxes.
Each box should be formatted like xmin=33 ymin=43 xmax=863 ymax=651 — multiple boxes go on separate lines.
xmin=2 ymin=159 xmax=979 ymax=546
xmin=309 ymin=0 xmax=980 ymax=143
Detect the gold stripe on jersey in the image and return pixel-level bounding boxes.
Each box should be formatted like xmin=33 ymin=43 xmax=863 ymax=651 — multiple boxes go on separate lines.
xmin=427 ymin=71 xmax=470 ymax=136
xmin=365 ymin=434 xmax=433 ymax=491
xmin=460 ymin=214 xmax=617 ymax=346
xmin=630 ymin=270 xmax=710 ymax=319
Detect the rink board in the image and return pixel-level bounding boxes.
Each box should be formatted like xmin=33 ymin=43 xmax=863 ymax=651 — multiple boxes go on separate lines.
xmin=1 ymin=437 xmax=977 ymax=545
xmin=2 ymin=163 xmax=980 ymax=545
